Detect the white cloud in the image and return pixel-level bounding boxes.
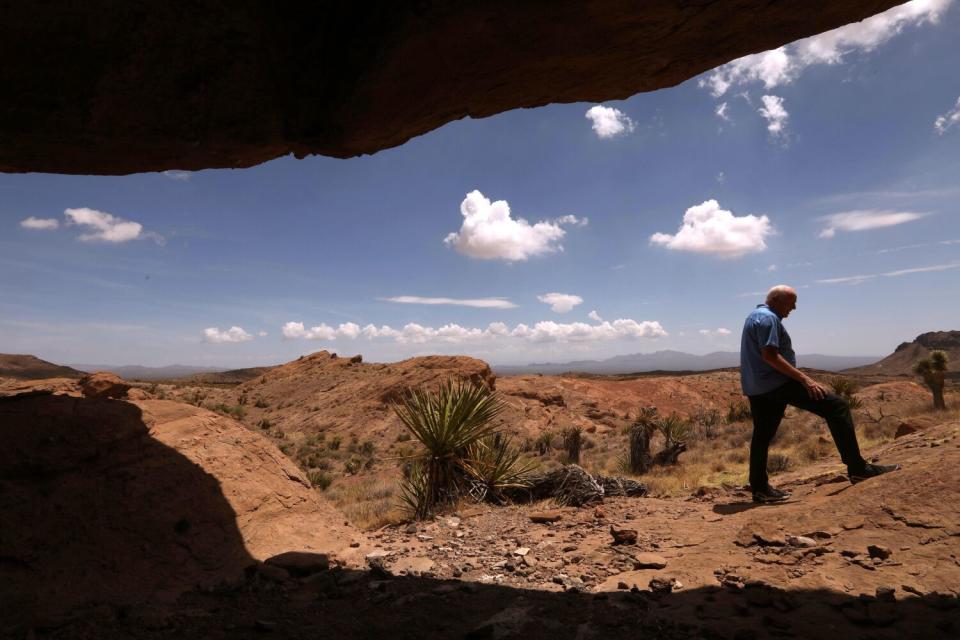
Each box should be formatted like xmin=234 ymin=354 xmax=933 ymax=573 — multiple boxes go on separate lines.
xmin=444 ymin=190 xmax=583 ymax=261
xmin=650 ymin=199 xmax=773 ymax=258
xmin=715 ymin=102 xmax=730 ymax=121
xmin=585 ymin=105 xmax=636 ymax=138
xmin=382 ymin=295 xmax=517 ymax=309
xmin=758 ymin=95 xmax=789 ymax=140
xmin=934 ymin=96 xmax=960 ymax=135
xmin=700 ymin=0 xmax=951 ymax=97
xmin=699 ymin=328 xmax=732 ymax=337
xmin=162 ymin=170 xmax=192 ymax=181
xmin=282 ymin=318 xmax=667 ymax=345
xmin=64 ymin=207 xmax=153 ymax=244
xmin=20 ymin=217 xmax=59 ymax=230
xmin=818 ymin=210 xmax=926 ymax=238
xmin=816 ymin=261 xmax=960 ymax=285
xmin=203 ymin=326 xmax=254 ymax=343
xmin=588 ymin=310 xmax=603 ymax=322
xmin=282 ymin=321 xmax=365 ymax=341
xmin=767 ymin=264 xmax=778 ymax=272
xmin=258 ymin=331 xmax=268 ymax=337
xmin=537 ymin=293 xmax=584 ymax=314
xmin=716 ymin=171 xmax=726 ymax=183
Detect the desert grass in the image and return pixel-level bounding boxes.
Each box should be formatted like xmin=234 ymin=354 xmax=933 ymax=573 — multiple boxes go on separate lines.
xmin=327 ymin=476 xmax=407 ymax=530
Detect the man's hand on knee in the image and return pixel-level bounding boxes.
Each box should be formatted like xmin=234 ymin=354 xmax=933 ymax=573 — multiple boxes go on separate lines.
xmin=801 ymin=376 xmax=828 ymax=400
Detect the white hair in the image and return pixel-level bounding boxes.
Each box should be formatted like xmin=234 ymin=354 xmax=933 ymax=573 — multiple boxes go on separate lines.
xmin=766 ymin=285 xmax=797 ymax=305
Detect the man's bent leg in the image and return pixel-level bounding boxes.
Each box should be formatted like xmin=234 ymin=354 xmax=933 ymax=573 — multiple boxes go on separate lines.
xmin=748 ymin=392 xmax=787 ymax=491
xmin=778 ymin=380 xmax=867 ymax=472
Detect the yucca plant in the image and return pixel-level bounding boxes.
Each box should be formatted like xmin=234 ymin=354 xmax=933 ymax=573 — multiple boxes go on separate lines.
xmin=461 ymin=434 xmax=538 ymax=503
xmin=829 ymin=377 xmax=863 ymax=409
xmin=655 ymin=413 xmax=691 ymax=449
xmin=398 ymin=461 xmax=431 ymax=520
xmin=562 ymin=425 xmax=583 ymax=464
xmin=393 ymin=380 xmax=505 ymax=517
xmin=627 ymin=406 xmax=658 ymax=474
xmin=914 ymin=350 xmax=949 ymax=411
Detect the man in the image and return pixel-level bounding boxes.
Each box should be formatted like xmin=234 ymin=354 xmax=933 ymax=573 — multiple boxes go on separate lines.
xmin=740 ymin=285 xmax=899 ymax=503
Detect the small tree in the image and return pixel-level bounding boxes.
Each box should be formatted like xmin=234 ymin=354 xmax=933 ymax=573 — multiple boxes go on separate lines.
xmin=914 ymin=350 xmax=949 ymax=411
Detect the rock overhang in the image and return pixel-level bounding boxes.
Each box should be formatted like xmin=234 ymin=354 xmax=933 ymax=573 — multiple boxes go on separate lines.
xmin=0 ymin=1 xmax=905 ymax=174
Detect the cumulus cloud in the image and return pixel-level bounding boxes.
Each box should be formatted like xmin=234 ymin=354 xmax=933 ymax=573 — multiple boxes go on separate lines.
xmin=699 ymin=328 xmax=732 ymax=337
xmin=444 ymin=190 xmax=584 ymax=261
xmin=20 ymin=217 xmax=59 ymax=230
xmin=282 ymin=318 xmax=667 ymax=345
xmin=537 ymin=293 xmax=584 ymax=314
xmin=818 ymin=210 xmax=926 ymax=238
xmin=650 ymin=199 xmax=773 ymax=258
xmin=203 ymin=326 xmax=254 ymax=343
xmin=934 ymin=96 xmax=960 ymax=135
xmin=758 ymin=95 xmax=789 ymax=141
xmin=258 ymin=331 xmax=268 ymax=337
xmin=162 ymin=170 xmax=192 ymax=181
xmin=64 ymin=207 xmax=158 ymax=244
xmin=585 ymin=105 xmax=636 ymax=138
xmin=700 ymin=0 xmax=951 ymax=97
xmin=588 ymin=310 xmax=603 ymax=322
xmin=383 ymin=295 xmax=517 ymax=309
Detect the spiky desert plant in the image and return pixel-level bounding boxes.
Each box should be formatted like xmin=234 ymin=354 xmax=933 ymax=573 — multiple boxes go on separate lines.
xmin=829 ymin=377 xmax=863 ymax=409
xmin=461 ymin=434 xmax=538 ymax=503
xmin=655 ymin=413 xmax=691 ymax=449
xmin=914 ymin=350 xmax=949 ymax=411
xmin=562 ymin=425 xmax=583 ymax=464
xmin=393 ymin=380 xmax=504 ymax=518
xmin=398 ymin=461 xmax=431 ymax=520
xmin=628 ymin=407 xmax=658 ymax=474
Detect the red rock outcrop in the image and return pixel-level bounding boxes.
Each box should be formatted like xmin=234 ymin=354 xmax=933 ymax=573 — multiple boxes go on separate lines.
xmin=0 ymin=1 xmax=902 ymax=174
xmin=78 ymin=371 xmax=131 ymax=398
xmin=0 ymin=393 xmax=367 ymax=630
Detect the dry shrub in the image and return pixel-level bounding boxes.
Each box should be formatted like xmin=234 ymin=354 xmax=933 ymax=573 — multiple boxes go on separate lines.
xmin=766 ymin=452 xmax=791 ymax=475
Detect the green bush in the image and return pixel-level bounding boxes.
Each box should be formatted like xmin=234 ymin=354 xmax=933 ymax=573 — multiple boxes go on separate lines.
xmin=562 ymin=426 xmax=583 ymax=464
xmin=307 ymin=470 xmax=333 ymax=490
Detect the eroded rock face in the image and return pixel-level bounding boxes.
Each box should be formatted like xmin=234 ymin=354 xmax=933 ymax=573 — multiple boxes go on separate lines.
xmin=0 ymin=1 xmax=901 ymax=174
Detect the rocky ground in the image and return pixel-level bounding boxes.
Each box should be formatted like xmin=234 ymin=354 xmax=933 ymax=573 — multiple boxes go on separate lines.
xmin=2 ymin=370 xmax=957 ymax=638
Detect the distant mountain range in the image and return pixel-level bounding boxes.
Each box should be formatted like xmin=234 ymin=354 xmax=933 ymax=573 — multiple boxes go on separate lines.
xmin=69 ymin=363 xmax=228 ymax=381
xmin=494 ymin=350 xmax=881 ymax=376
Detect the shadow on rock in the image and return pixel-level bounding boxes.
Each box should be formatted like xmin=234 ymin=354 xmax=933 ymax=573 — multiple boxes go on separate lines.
xmin=36 ymin=565 xmax=959 ymax=639
xmin=0 ymin=394 xmax=255 ymax=632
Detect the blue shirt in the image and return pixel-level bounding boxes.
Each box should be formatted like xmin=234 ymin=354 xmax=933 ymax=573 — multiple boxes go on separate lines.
xmin=740 ymin=304 xmax=796 ymax=396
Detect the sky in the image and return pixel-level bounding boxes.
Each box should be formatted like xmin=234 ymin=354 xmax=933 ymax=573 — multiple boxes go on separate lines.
xmin=2 ymin=0 xmax=959 ymax=368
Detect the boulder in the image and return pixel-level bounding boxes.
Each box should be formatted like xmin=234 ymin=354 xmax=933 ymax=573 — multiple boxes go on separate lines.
xmin=79 ymin=372 xmax=130 ymax=398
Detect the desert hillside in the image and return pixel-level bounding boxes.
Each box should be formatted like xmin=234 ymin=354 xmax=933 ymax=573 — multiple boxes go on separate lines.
xmin=0 ymin=354 xmax=84 ymax=380
xmin=847 ymin=330 xmax=960 ymax=376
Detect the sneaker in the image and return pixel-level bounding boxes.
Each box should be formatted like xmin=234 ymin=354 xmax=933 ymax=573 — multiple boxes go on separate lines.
xmin=752 ymin=486 xmax=792 ymax=503
xmin=849 ymin=462 xmax=901 ymax=484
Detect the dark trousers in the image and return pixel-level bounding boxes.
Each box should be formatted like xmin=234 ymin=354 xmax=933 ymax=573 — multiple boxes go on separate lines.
xmin=747 ymin=379 xmax=866 ymax=491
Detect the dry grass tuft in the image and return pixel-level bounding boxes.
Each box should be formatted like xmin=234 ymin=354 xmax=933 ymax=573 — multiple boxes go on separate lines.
xmin=327 ymin=477 xmax=407 ymax=530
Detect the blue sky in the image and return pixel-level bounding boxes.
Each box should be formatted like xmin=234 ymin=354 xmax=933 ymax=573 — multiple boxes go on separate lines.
xmin=3 ymin=0 xmax=959 ymax=368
